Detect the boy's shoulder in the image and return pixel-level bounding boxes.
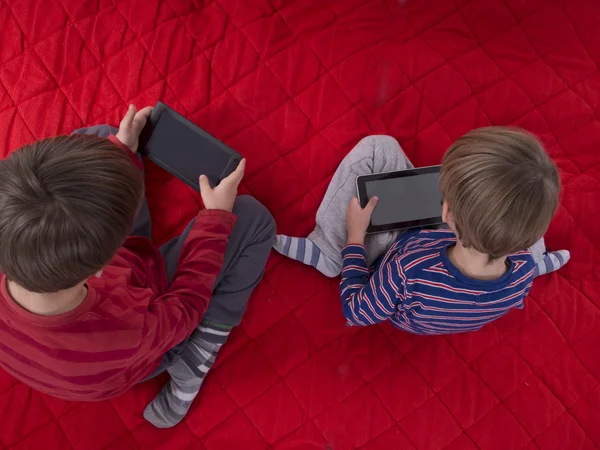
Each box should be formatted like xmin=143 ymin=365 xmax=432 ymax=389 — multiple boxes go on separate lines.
xmin=395 ymin=228 xmax=456 ymax=255
xmin=414 ymin=228 xmax=457 ymax=240
xmin=394 ymin=228 xmax=456 ymax=246
xmin=389 ymin=229 xmax=455 ymax=271
xmin=394 ymin=230 xmax=535 ymax=286
xmin=507 ymin=249 xmax=536 ymax=275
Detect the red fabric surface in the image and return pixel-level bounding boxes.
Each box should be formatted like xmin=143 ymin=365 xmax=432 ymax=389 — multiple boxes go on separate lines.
xmin=0 ymin=0 xmax=599 ymax=448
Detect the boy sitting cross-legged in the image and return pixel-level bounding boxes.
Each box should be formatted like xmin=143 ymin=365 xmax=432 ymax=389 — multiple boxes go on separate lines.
xmin=0 ymin=105 xmax=275 ymax=428
xmin=275 ymin=128 xmax=569 ymax=333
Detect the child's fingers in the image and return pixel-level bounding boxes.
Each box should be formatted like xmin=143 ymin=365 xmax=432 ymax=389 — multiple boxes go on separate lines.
xmin=233 ymin=159 xmax=246 ymax=180
xmin=364 ymin=196 xmax=379 ymax=214
xmin=131 ymin=106 xmax=152 ymax=131
xmin=120 ymin=104 xmax=136 ymax=127
xmin=223 ymin=159 xmax=246 ymax=186
xmin=198 ymin=175 xmax=212 ymax=194
xmin=134 ymin=106 xmax=153 ymax=123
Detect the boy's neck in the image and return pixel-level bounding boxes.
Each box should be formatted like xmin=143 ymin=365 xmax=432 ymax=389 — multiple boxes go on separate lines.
xmin=447 ymin=241 xmax=508 ymax=281
xmin=6 ymin=280 xmax=88 ymax=316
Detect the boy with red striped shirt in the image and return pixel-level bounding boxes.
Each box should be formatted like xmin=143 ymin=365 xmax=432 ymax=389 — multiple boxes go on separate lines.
xmin=275 ymin=128 xmax=569 ymax=333
xmin=0 ymin=106 xmax=275 ymax=428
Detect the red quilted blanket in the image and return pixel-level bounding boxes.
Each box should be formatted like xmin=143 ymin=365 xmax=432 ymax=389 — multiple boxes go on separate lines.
xmin=1 ymin=0 xmax=599 ymax=448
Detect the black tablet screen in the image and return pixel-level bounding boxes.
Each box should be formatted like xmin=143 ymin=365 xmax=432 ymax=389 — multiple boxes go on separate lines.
xmin=148 ymin=112 xmax=232 ymax=185
xmin=365 ymin=173 xmax=442 ymax=226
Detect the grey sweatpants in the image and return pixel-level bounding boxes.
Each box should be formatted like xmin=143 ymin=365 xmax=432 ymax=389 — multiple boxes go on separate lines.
xmin=72 ymin=124 xmax=276 ymax=373
xmin=309 ymin=135 xmax=547 ymax=267
xmin=309 ymin=135 xmax=413 ymax=267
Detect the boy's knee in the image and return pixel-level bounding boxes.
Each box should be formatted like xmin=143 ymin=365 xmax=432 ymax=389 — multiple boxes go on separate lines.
xmin=348 ymin=135 xmax=410 ymax=170
xmin=356 ymin=135 xmax=400 ymax=152
xmin=232 ymin=195 xmax=276 ymax=240
xmin=351 ymin=135 xmax=405 ymax=163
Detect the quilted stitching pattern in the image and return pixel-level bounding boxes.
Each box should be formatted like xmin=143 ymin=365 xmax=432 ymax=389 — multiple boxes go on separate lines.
xmin=0 ymin=0 xmax=599 ymax=448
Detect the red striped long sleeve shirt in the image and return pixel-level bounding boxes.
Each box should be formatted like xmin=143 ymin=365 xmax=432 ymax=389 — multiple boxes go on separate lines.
xmin=0 ymin=136 xmax=236 ymax=401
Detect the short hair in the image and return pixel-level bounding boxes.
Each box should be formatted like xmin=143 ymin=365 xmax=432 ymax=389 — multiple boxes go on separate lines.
xmin=439 ymin=126 xmax=560 ymax=260
xmin=0 ymin=135 xmax=144 ymax=293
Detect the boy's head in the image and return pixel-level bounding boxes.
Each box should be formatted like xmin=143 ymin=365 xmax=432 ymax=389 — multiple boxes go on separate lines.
xmin=0 ymin=135 xmax=144 ymax=293
xmin=440 ymin=126 xmax=560 ymax=260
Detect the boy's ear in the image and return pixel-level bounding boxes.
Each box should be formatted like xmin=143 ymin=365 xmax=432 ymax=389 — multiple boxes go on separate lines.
xmin=443 ymin=201 xmax=457 ymax=229
xmin=442 ymin=201 xmax=462 ymax=241
xmin=442 ymin=200 xmax=450 ymax=223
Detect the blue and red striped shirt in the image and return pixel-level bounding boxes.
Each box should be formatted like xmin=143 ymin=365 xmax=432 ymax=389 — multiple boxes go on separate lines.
xmin=340 ymin=229 xmax=535 ymax=335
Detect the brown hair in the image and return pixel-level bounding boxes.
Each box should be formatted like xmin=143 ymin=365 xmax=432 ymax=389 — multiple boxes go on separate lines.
xmin=0 ymin=135 xmax=144 ymax=293
xmin=439 ymin=127 xmax=560 ymax=260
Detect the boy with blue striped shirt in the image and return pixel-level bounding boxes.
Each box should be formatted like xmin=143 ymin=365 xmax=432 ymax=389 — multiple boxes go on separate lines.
xmin=275 ymin=128 xmax=569 ymax=334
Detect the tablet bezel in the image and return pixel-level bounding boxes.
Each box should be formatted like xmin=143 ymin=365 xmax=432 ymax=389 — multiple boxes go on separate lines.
xmin=356 ymin=165 xmax=443 ymax=234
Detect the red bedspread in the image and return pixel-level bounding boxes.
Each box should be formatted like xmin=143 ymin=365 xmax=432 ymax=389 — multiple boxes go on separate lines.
xmin=1 ymin=0 xmax=599 ymax=448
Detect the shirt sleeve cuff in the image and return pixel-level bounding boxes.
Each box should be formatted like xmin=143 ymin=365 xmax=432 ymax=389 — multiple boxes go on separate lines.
xmin=109 ymin=134 xmax=143 ymax=171
xmin=341 ymin=244 xmax=366 ymax=258
xmin=197 ymin=208 xmax=237 ymax=226
xmin=341 ymin=244 xmax=369 ymax=275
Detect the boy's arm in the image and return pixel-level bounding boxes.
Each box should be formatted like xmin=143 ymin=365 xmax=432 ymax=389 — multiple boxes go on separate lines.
xmin=108 ymin=134 xmax=144 ymax=170
xmin=339 ymin=244 xmax=404 ymax=326
xmin=144 ymin=209 xmax=236 ymax=354
xmin=107 ymin=106 xmax=246 ymax=354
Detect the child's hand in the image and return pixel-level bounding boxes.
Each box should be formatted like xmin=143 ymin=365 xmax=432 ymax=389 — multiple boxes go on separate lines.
xmin=199 ymin=159 xmax=246 ymax=212
xmin=346 ymin=196 xmax=378 ymax=246
xmin=115 ymin=105 xmax=153 ymax=153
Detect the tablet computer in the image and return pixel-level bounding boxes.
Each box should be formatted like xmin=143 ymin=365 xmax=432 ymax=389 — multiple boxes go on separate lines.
xmin=356 ymin=166 xmax=443 ymax=234
xmin=139 ymin=102 xmax=243 ymax=191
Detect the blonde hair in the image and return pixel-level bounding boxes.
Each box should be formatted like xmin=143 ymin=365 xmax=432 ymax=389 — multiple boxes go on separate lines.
xmin=439 ymin=127 xmax=560 ymax=260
